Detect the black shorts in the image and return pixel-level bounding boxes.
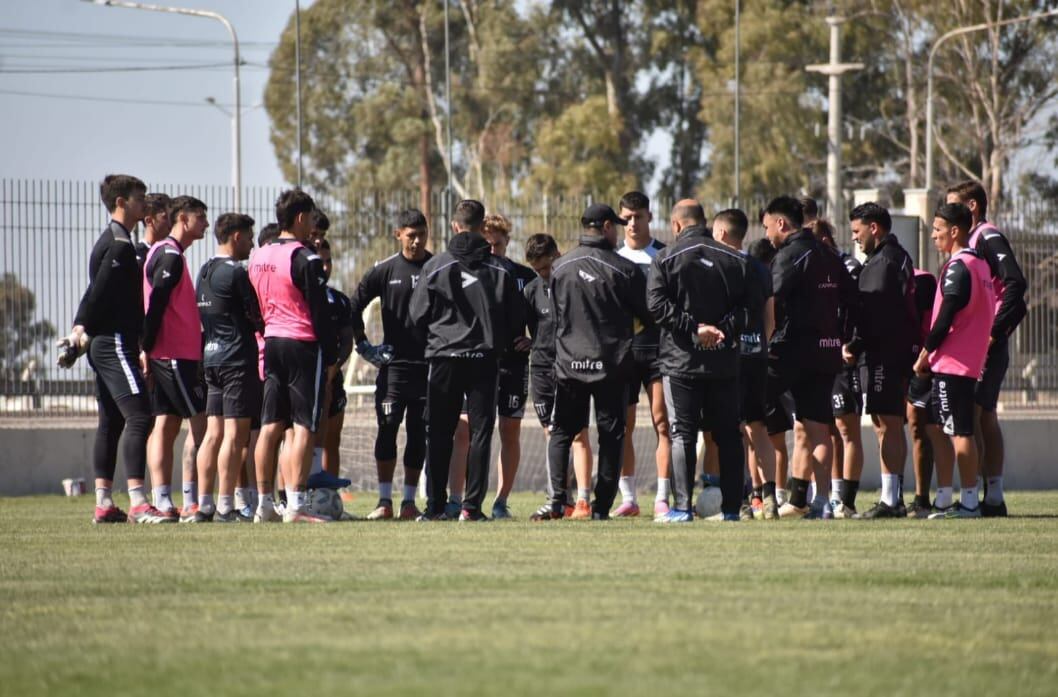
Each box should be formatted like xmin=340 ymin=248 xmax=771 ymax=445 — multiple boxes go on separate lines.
xmin=932 ymin=373 xmax=976 ymax=437
xmin=328 ymin=372 xmax=347 ymax=419
xmin=261 ymin=338 xmax=326 ymax=432
xmin=975 ymin=338 xmax=1008 ymax=411
xmin=627 ymin=348 xmax=662 ymax=405
xmin=907 ymin=374 xmax=938 ymax=425
xmin=204 ymin=363 xmax=261 ymax=420
xmin=150 ymin=358 xmax=206 ymax=418
xmin=864 ymin=362 xmax=909 ymax=417
xmin=87 ymin=332 xmax=147 ymax=403
xmin=497 ymin=359 xmax=529 ymax=419
xmin=831 ymin=365 xmax=863 ymax=417
xmin=375 ymin=362 xmax=427 ymax=427
xmin=529 ymin=365 xmax=556 ymax=427
xmin=766 ymin=358 xmax=834 ymax=431
xmin=739 ymin=355 xmax=768 ymax=424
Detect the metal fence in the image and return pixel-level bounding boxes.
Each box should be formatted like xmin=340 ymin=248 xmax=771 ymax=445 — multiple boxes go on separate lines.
xmin=0 ymin=179 xmax=1055 ymax=416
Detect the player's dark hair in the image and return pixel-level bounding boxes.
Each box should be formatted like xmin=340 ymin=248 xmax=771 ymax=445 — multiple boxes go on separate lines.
xmin=99 ymin=174 xmax=146 ymax=213
xmin=849 ymin=202 xmax=891 ymax=233
xmin=934 ymin=202 xmax=973 ymax=234
xmin=764 ymin=196 xmax=804 ymax=229
xmin=214 ymin=213 xmax=255 ymax=244
xmin=396 ymin=208 xmax=427 ymax=230
xmin=258 ymin=223 xmax=280 ymax=246
xmin=946 ymin=180 xmax=987 ymax=219
xmin=167 ymin=195 xmax=207 ymax=224
xmin=619 ymin=191 xmax=650 ymax=212
xmin=144 ymin=193 xmax=171 ymax=218
xmin=453 ymin=199 xmax=485 ymax=230
xmin=798 ymin=197 xmax=819 ymax=221
xmin=525 ymin=233 xmax=559 ymax=262
xmin=713 ymin=208 xmax=749 ymax=242
xmin=812 ymin=219 xmax=837 ymax=249
xmin=748 ymin=237 xmax=778 ymax=265
xmin=312 ymin=209 xmax=330 ymax=233
xmin=275 ymin=189 xmax=316 ymax=230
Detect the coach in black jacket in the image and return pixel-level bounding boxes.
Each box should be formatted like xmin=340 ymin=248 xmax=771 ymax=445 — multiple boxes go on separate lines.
xmin=545 ymin=204 xmax=653 ymax=519
xmin=647 ymin=200 xmax=760 ymax=520
xmin=408 ymin=199 xmax=524 ymax=521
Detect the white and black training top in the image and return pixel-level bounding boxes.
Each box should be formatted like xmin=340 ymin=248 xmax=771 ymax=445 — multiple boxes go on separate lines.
xmin=617 ymin=237 xmax=665 ymax=352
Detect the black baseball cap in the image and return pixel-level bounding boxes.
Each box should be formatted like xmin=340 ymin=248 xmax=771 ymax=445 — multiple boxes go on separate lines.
xmin=581 ymin=203 xmax=627 ymax=229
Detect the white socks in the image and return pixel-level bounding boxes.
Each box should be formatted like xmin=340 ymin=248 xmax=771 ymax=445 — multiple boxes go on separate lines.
xmin=182 ymin=481 xmax=197 ymax=509
xmin=578 ymin=488 xmax=591 ymax=502
xmin=935 ymin=486 xmax=953 ymax=509
xmin=153 ymin=485 xmax=173 ymax=511
xmin=403 ymin=484 xmax=417 ymax=502
xmin=128 ymin=486 xmax=147 ymax=507
xmin=379 ymin=482 xmax=393 ymax=500
xmin=881 ymin=474 xmax=900 ymax=507
xmin=217 ymin=495 xmax=234 ymax=516
xmin=287 ymin=488 xmax=305 ymax=513
xmin=310 ymin=448 xmax=324 ymax=475
xmin=960 ymin=486 xmax=979 ymax=510
xmin=96 ymin=487 xmax=113 ymax=508
xmin=619 ymin=476 xmax=636 ymax=503
xmin=199 ymin=494 xmax=215 ymax=515
xmin=985 ymin=477 xmax=1004 ymax=505
xmin=655 ymin=477 xmax=671 ymax=502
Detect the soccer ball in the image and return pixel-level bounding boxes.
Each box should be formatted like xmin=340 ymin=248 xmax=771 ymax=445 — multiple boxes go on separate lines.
xmin=695 ymin=486 xmax=722 ymax=518
xmin=307 ymin=488 xmax=344 ymax=520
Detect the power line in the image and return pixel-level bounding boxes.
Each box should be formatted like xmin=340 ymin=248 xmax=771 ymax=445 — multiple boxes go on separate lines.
xmin=0 ymin=87 xmax=244 ymax=108
xmin=0 ymin=62 xmax=242 ymax=75
xmin=0 ymin=27 xmax=277 ymax=48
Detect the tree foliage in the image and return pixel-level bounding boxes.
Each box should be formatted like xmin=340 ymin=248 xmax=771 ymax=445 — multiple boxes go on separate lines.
xmin=0 ymin=273 xmax=55 ymax=382
xmin=264 ymin=0 xmax=1058 ymax=209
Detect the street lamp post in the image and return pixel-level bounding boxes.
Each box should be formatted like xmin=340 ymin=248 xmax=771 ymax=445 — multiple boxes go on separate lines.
xmin=924 ymin=8 xmax=1058 ymax=196
xmin=84 ymin=0 xmax=243 ymax=210
xmin=806 ymin=15 xmax=863 ymax=224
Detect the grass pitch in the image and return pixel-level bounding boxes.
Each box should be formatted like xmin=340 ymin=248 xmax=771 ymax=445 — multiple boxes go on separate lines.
xmin=2 ymin=492 xmax=1057 ymax=697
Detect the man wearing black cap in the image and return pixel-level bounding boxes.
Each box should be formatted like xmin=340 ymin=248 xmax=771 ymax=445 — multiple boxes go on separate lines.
xmin=535 ymin=203 xmax=653 ymax=520
xmin=408 ymin=199 xmax=524 ymax=521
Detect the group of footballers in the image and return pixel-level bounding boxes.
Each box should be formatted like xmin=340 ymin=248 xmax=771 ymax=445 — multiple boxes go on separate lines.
xmin=62 ymin=173 xmax=1026 ymax=524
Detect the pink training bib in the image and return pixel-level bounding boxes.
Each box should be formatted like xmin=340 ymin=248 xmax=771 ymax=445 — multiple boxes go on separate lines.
xmin=928 ymin=250 xmax=995 ymax=378
xmin=248 ymin=241 xmax=317 ymax=342
xmin=143 ymin=237 xmax=202 ymax=360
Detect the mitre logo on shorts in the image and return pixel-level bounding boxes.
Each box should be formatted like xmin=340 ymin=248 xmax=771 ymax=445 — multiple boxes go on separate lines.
xmin=451 ymin=350 xmax=485 ymax=358
xmin=570 ymin=358 xmax=603 ymax=371
xmin=818 ymin=337 xmax=842 ymax=348
xmin=818 ymin=275 xmax=838 ymax=290
xmin=578 ymin=269 xmax=596 ymax=283
xmin=460 ymin=271 xmax=478 ymax=288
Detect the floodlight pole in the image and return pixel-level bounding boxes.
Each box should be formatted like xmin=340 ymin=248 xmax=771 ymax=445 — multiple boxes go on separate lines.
xmin=733 ymin=0 xmax=740 ymax=206
xmin=295 ymin=0 xmax=303 ymax=188
xmin=443 ymin=0 xmax=453 ymax=227
xmin=924 ymin=8 xmax=1058 ymax=196
xmin=84 ymin=0 xmax=243 ymax=210
xmin=806 ymin=15 xmax=863 ymax=224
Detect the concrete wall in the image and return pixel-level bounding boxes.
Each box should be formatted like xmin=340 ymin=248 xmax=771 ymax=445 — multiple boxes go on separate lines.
xmin=2 ymin=414 xmax=1056 ymax=496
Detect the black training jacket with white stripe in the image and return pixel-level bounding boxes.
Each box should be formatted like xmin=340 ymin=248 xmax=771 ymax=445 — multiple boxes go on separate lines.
xmin=408 ymin=231 xmax=523 ymax=360
xmin=647 ymin=225 xmax=759 ymax=380
xmin=770 ymin=228 xmax=858 ymax=374
xmin=74 ymin=220 xmax=144 ymax=341
xmin=549 ymin=233 xmax=653 ymax=384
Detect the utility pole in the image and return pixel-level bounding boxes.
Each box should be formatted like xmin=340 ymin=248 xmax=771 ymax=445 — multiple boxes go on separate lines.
xmin=806 ymin=15 xmax=862 ymax=223
xmin=295 ymin=0 xmax=303 ymax=188
xmin=733 ymin=0 xmax=740 ymax=206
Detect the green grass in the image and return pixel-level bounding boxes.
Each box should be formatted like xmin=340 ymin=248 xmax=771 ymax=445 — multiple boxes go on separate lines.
xmin=2 ymin=492 xmax=1058 ymax=697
